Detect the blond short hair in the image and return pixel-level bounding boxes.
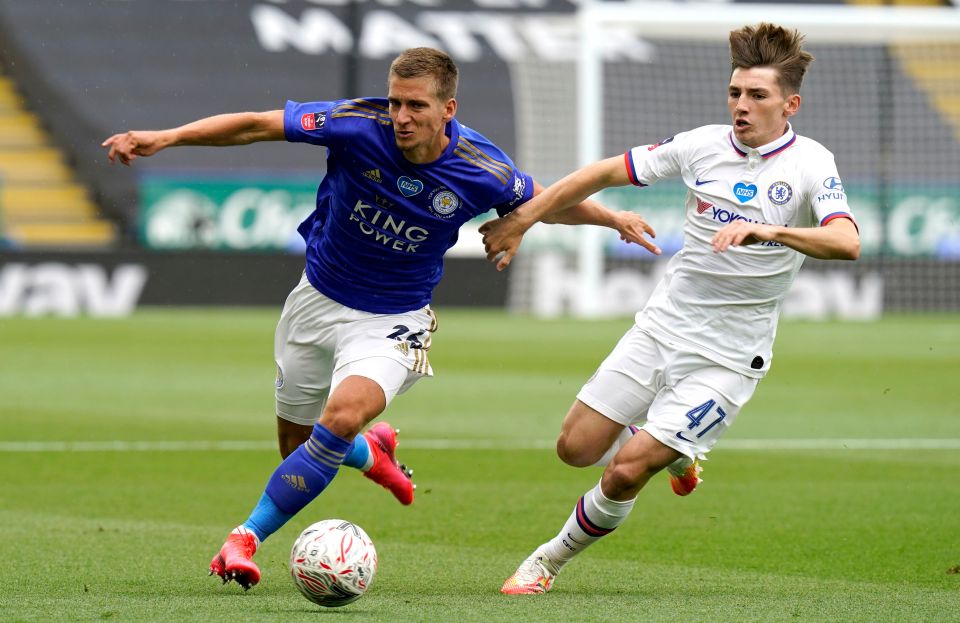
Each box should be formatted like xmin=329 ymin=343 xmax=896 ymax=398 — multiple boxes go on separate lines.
xmin=389 ymin=48 xmax=459 ymax=101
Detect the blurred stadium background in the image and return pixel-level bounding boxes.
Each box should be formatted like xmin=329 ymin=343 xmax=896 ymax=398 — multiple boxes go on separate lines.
xmin=2 ymin=2 xmax=959 ymax=620
xmin=0 ymin=0 xmax=958 ymax=318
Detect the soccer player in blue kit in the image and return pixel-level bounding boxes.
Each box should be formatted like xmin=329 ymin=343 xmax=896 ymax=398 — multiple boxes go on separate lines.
xmin=102 ymin=47 xmax=657 ymax=589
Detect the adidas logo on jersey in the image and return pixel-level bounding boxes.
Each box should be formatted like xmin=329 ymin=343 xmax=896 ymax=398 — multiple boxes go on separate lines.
xmin=394 ymin=342 xmax=410 ymax=356
xmin=282 ymin=474 xmax=310 ymax=492
xmin=363 ymin=169 xmax=382 ymax=184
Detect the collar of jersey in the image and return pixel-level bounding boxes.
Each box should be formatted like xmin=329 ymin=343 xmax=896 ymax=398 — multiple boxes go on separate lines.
xmin=729 ymin=123 xmax=796 ymax=159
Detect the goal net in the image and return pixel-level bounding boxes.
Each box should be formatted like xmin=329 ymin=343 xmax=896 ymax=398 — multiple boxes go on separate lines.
xmin=508 ymin=1 xmax=960 ymax=318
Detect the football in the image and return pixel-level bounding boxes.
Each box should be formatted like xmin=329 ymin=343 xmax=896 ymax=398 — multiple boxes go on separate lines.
xmin=289 ymin=519 xmax=378 ymax=607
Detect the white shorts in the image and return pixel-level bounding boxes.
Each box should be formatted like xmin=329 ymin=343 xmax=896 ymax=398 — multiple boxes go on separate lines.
xmin=576 ymin=325 xmax=759 ymax=460
xmin=274 ymin=273 xmax=437 ymax=426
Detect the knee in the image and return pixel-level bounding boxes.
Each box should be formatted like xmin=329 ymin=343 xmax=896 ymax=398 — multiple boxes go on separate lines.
xmin=602 ymin=458 xmax=657 ymax=499
xmin=556 ymin=431 xmax=596 ymax=468
xmin=320 ymin=399 xmax=367 ymax=439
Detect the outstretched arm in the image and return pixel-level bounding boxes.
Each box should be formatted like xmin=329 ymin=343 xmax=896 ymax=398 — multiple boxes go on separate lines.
xmin=711 ymin=216 xmax=860 ymax=260
xmin=534 ymin=181 xmax=661 ymax=257
xmin=480 ymin=155 xmax=636 ymax=270
xmin=102 ymin=110 xmax=285 ymax=166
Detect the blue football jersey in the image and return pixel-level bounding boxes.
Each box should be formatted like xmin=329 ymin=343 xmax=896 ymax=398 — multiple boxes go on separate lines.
xmin=283 ymin=98 xmax=534 ymax=314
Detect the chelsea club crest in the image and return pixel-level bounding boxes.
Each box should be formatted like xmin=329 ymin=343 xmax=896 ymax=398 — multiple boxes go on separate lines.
xmin=767 ymin=181 xmax=793 ymax=205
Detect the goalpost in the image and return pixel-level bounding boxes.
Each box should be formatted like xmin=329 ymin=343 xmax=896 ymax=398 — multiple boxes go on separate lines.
xmin=511 ymin=1 xmax=960 ymax=318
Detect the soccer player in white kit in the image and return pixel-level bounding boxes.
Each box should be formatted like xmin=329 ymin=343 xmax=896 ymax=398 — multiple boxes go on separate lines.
xmin=481 ymin=23 xmax=861 ymax=594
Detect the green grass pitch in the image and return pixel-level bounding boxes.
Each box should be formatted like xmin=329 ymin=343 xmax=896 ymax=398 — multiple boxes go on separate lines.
xmin=1 ymin=309 xmax=959 ymax=622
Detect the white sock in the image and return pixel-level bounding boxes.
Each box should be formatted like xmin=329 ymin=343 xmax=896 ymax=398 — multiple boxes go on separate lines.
xmin=540 ymin=480 xmax=636 ymax=570
xmin=591 ymin=425 xmax=640 ymax=467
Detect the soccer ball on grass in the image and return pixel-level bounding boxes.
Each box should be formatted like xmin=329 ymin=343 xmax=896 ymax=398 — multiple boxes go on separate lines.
xmin=289 ymin=519 xmax=378 ymax=607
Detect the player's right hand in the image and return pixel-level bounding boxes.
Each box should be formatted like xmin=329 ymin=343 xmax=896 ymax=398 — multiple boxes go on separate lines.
xmin=480 ymin=213 xmax=527 ymax=271
xmin=101 ymin=130 xmax=165 ymax=166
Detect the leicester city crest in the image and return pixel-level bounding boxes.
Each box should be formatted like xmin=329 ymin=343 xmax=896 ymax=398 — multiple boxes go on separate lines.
xmin=767 ymin=181 xmax=793 ymax=205
xmin=429 ymin=187 xmax=461 ymax=218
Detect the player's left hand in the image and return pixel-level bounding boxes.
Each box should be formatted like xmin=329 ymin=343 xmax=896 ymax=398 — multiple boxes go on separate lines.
xmin=711 ymin=221 xmax=778 ymax=252
xmin=615 ymin=212 xmax=661 ymax=255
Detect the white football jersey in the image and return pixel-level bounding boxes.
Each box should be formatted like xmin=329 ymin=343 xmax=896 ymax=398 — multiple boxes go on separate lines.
xmin=624 ymin=124 xmax=855 ymax=377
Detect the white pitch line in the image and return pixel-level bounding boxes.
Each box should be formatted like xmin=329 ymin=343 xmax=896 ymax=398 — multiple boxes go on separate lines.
xmin=0 ymin=438 xmax=959 ymax=452
xmin=0 ymin=441 xmax=277 ymax=452
xmin=723 ymin=438 xmax=960 ymax=450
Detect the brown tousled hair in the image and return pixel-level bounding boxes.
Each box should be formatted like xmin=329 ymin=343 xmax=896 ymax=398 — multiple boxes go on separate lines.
xmin=389 ymin=48 xmax=459 ymax=102
xmin=729 ymin=23 xmax=814 ymax=95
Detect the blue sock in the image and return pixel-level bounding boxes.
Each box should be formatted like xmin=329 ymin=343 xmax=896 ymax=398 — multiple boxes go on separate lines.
xmin=242 ymin=493 xmax=294 ymax=543
xmin=341 ymin=434 xmax=370 ymax=470
xmin=261 ymin=423 xmax=351 ymax=521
